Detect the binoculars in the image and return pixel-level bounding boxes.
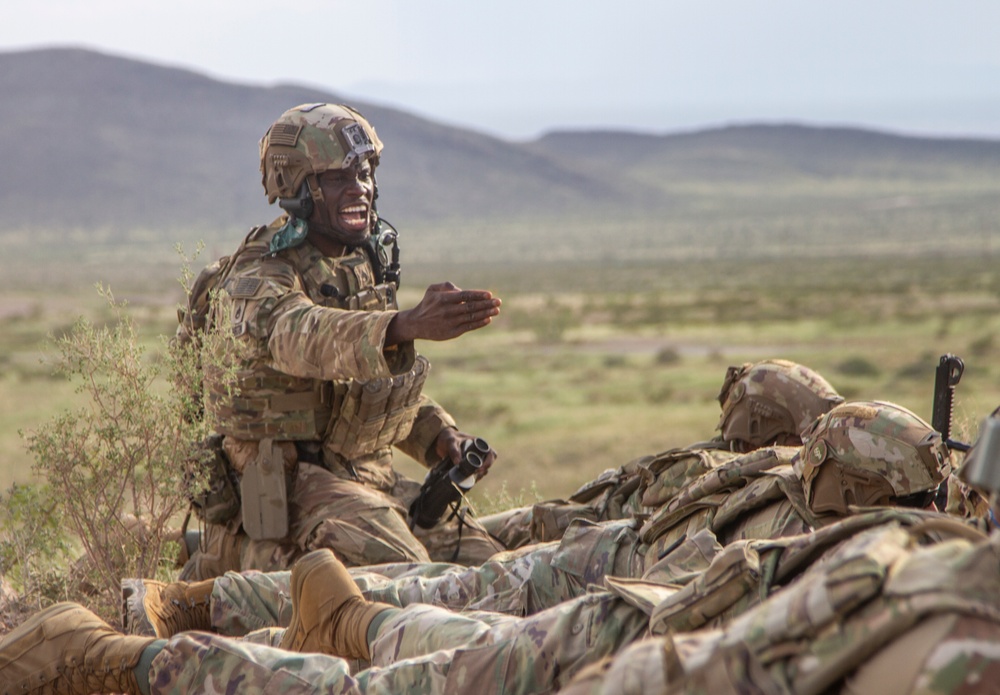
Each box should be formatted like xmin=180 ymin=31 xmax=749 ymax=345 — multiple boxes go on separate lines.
xmin=409 ymin=437 xmax=490 ymax=529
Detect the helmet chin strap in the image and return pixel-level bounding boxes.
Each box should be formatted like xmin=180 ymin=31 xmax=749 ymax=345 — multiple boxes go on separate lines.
xmin=305 ymin=174 xmax=331 ymax=228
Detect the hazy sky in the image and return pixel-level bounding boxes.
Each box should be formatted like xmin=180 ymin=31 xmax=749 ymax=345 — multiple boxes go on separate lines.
xmin=4 ymin=0 xmax=999 ymax=140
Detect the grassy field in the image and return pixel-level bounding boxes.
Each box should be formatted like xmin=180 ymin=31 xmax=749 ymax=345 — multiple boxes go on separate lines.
xmin=2 ymin=250 xmax=998 ymax=507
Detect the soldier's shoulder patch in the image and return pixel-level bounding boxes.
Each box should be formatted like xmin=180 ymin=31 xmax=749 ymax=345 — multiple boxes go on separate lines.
xmin=227 ymin=277 xmax=264 ymax=298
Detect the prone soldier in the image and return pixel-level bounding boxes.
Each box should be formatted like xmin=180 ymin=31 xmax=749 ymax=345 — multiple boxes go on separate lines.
xmin=121 ymin=398 xmax=956 ymax=639
xmin=479 ymin=358 xmax=845 ymax=548
xmin=5 ymin=497 xmax=990 ymax=695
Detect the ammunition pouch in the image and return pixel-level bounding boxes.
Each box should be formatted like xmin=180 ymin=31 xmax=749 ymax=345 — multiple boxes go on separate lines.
xmin=345 ymin=282 xmax=397 ymax=311
xmin=208 ymin=368 xmax=334 ymax=441
xmin=187 ymin=434 xmax=242 ymax=525
xmin=325 ymin=356 xmax=430 ymax=459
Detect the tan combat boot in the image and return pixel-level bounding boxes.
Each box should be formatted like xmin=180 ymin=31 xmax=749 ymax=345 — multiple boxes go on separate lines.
xmin=121 ymin=577 xmax=215 ymax=637
xmin=0 ymin=602 xmax=156 ymax=695
xmin=279 ymin=549 xmax=394 ymax=660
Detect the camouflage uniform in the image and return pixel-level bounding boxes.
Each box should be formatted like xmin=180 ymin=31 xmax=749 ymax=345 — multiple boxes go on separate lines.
xmin=478 ymin=442 xmax=735 ymax=548
xmin=147 ymin=591 xmax=646 ymax=695
xmin=180 ymin=219 xmax=502 ymax=579
xmin=179 ymin=104 xmax=502 ymax=580
xmin=561 ymin=517 xmax=1000 ymax=695
xmin=143 ymin=511 xmax=992 ymax=695
xmin=197 ymin=445 xmax=810 ymax=633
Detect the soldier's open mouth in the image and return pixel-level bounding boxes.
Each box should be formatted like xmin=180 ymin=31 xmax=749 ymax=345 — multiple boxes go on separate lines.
xmin=339 ymin=205 xmax=368 ymax=229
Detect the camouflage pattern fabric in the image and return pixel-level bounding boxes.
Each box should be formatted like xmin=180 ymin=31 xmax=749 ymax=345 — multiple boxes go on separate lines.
xmin=370 ymin=594 xmax=645 ymax=691
xmin=148 ymin=632 xmax=356 ymax=695
xmin=561 ymin=518 xmax=1000 ymax=695
xmin=148 ymin=515 xmax=997 ymax=695
xmin=183 ymin=463 xmax=431 ymax=580
xmin=184 ymin=461 xmax=503 ymax=582
xmin=479 ymin=445 xmax=737 ymax=549
xmin=260 ymin=103 xmax=384 ymax=204
xmin=476 ymin=357 xmax=843 ymax=554
xmin=477 ymin=505 xmax=539 ymax=550
xmin=204 ymin=231 xmax=418 ymax=440
xmin=638 ymin=446 xmax=800 ymax=544
xmin=209 ymin=540 xmax=569 ymax=636
xmin=180 ymin=221 xmax=503 ymax=578
xmin=183 ymin=441 xmax=951 ymax=657
xmin=716 ymin=359 xmax=844 ymax=448
xmin=209 ymin=562 xmax=472 ymax=635
xmin=795 ymin=401 xmax=952 ymax=512
xmin=200 ymin=223 xmax=455 ymax=455
xmin=412 ymin=510 xmax=505 ymax=566
xmin=199 ymin=447 xmax=814 ymax=630
xmin=148 ymin=592 xmax=645 ymax=695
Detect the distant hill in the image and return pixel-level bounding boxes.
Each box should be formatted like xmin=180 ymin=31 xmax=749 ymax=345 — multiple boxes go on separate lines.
xmin=0 ymin=47 xmax=618 ymax=238
xmin=1 ymin=47 xmax=998 ymax=263
xmin=530 ymin=124 xmax=1000 ymax=187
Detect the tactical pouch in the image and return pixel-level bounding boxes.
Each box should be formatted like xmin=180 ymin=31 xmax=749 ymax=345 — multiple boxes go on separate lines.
xmin=240 ymin=437 xmax=290 ymax=541
xmin=188 ymin=434 xmax=242 ymax=524
xmin=649 ymin=539 xmax=762 ymax=634
xmin=325 ymin=355 xmax=429 ymax=459
xmin=550 ymin=518 xmax=640 ymax=587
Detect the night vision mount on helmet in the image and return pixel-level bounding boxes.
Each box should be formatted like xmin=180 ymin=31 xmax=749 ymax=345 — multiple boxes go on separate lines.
xmin=259 ymin=102 xmax=383 ymax=208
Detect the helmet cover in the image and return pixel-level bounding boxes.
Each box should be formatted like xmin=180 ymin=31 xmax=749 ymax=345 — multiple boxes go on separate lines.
xmin=796 ymin=400 xmax=952 ymax=515
xmin=717 ymin=359 xmax=844 ymax=449
xmin=259 ymin=103 xmax=383 ymax=204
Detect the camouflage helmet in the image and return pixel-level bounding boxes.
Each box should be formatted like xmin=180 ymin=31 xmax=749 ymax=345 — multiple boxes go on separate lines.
xmin=716 ymin=359 xmax=844 ymax=451
xmin=796 ymin=400 xmax=952 ymax=516
xmin=259 ymin=103 xmax=383 ymax=205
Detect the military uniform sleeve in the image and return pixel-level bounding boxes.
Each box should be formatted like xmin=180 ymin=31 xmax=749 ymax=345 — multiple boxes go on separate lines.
xmin=266 ymin=290 xmax=416 ymax=381
xmin=394 ymin=394 xmax=458 ymax=468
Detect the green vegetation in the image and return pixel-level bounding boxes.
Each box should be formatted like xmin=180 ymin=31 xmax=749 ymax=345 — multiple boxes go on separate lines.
xmin=1 ymin=253 xmax=997 ymax=507
xmin=2 ymin=287 xmax=209 ymax=624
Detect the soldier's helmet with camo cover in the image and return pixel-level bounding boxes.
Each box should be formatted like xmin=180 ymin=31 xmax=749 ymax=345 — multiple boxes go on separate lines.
xmin=796 ymin=400 xmax=952 ymax=516
xmin=259 ymin=103 xmax=384 ymax=219
xmin=717 ymin=359 xmax=844 ymax=452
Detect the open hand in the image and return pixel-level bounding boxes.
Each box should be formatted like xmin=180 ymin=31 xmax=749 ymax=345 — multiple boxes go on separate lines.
xmin=387 ymin=282 xmax=501 ymax=344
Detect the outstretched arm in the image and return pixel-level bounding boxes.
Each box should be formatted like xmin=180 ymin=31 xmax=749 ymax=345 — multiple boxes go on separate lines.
xmin=386 ymin=282 xmax=501 ymax=345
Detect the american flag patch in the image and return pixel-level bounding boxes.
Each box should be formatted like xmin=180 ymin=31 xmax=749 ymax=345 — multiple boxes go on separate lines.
xmin=229 ymin=277 xmax=264 ymax=298
xmin=269 ymin=124 xmax=302 ymax=147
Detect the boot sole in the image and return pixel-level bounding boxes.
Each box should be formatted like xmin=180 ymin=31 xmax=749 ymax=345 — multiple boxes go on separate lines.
xmin=121 ymin=579 xmax=163 ymax=637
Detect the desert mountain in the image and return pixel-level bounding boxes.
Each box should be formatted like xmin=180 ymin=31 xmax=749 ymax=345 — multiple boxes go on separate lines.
xmin=2 ymin=47 xmax=999 ymax=250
